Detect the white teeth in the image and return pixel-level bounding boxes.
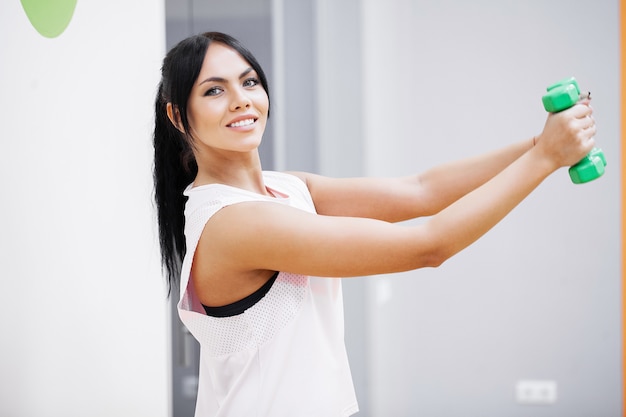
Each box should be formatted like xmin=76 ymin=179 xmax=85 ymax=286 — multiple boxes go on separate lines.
xmin=229 ymin=118 xmax=255 ymax=127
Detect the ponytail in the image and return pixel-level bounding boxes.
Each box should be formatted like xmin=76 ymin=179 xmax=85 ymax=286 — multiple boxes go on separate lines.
xmin=153 ymin=82 xmax=197 ymax=295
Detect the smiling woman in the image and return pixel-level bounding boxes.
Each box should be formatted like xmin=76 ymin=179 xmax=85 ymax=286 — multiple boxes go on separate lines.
xmin=152 ymin=31 xmax=597 ymax=417
xmin=178 ymin=42 xmax=270 ymax=173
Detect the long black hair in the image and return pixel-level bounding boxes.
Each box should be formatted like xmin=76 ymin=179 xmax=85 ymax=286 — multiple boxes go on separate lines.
xmin=153 ymin=32 xmax=270 ymax=295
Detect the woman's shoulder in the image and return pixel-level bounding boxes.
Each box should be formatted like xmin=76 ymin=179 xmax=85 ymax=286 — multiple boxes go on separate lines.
xmin=263 ymin=170 xmax=305 ymax=184
xmin=264 ymin=170 xmax=312 ymax=193
xmin=184 ymin=182 xmax=251 ymax=208
xmin=264 ymin=171 xmax=316 ymax=207
xmin=183 ymin=183 xmax=264 ymax=228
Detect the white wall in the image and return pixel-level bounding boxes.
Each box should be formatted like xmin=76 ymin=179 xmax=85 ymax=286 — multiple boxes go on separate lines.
xmin=300 ymin=0 xmax=621 ymax=415
xmin=0 ymin=2 xmax=169 ymax=416
xmin=360 ymin=0 xmax=621 ymax=415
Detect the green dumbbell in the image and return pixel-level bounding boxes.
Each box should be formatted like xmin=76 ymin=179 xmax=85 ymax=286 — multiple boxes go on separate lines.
xmin=541 ymin=77 xmax=606 ymax=184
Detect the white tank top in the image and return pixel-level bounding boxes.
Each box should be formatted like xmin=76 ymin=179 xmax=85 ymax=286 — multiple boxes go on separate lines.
xmin=178 ymin=171 xmax=359 ymax=417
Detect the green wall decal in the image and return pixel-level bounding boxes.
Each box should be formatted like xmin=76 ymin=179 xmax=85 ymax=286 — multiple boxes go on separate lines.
xmin=20 ymin=0 xmax=78 ymax=38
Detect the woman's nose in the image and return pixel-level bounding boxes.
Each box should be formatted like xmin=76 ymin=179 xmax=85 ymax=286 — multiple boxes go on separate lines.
xmin=230 ymin=88 xmax=251 ymax=111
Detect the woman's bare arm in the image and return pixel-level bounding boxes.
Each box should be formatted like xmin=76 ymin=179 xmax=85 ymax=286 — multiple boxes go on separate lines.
xmin=290 ymin=137 xmax=535 ymax=222
xmin=193 ymin=102 xmax=595 ymax=304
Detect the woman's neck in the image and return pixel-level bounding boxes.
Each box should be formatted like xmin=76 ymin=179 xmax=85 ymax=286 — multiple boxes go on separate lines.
xmin=194 ymin=151 xmax=269 ymax=195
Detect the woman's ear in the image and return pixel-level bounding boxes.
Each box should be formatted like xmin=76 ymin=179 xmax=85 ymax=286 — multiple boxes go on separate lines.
xmin=166 ymin=103 xmax=185 ymax=133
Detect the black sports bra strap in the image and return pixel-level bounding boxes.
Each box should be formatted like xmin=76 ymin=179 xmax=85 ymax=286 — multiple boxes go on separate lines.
xmin=202 ymin=271 xmax=279 ymax=317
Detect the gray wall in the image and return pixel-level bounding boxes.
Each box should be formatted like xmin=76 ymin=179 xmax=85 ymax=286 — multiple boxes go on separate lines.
xmin=357 ymin=0 xmax=621 ymax=416
xmin=297 ymin=0 xmax=620 ymax=416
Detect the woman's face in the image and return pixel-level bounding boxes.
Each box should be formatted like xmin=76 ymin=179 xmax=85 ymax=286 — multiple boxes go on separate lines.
xmin=186 ymin=42 xmax=269 ymax=157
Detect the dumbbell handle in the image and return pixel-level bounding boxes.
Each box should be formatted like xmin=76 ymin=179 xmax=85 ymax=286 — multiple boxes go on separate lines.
xmin=541 ymin=77 xmax=606 ymax=184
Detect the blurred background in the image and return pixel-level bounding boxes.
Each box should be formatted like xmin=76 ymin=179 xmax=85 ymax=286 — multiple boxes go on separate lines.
xmin=0 ymin=0 xmax=621 ymax=416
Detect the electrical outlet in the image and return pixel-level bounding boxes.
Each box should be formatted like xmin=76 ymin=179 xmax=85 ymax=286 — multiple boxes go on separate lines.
xmin=515 ymin=380 xmax=557 ymax=405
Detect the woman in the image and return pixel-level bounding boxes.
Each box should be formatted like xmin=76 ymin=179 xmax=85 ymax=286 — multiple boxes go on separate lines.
xmin=153 ymin=32 xmax=596 ymax=416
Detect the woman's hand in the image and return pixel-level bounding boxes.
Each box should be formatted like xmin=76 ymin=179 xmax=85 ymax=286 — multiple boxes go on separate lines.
xmin=534 ymin=101 xmax=597 ymax=170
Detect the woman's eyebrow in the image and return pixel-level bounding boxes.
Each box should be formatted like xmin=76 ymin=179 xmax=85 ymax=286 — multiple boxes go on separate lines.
xmin=199 ymin=67 xmax=254 ymax=86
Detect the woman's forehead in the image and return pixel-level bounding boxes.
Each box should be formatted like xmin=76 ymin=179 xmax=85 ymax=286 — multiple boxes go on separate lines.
xmin=199 ymin=42 xmax=252 ymax=77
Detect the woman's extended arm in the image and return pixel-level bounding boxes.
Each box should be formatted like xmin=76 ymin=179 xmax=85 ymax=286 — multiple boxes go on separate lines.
xmin=291 ymin=136 xmax=532 ymax=222
xmin=194 ymin=103 xmax=595 ymax=283
xmin=294 ymin=138 xmax=534 ymax=222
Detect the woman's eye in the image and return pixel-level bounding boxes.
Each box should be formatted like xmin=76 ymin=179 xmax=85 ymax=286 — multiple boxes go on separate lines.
xmin=243 ymin=78 xmax=259 ymax=88
xmin=204 ymin=86 xmax=223 ymax=96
